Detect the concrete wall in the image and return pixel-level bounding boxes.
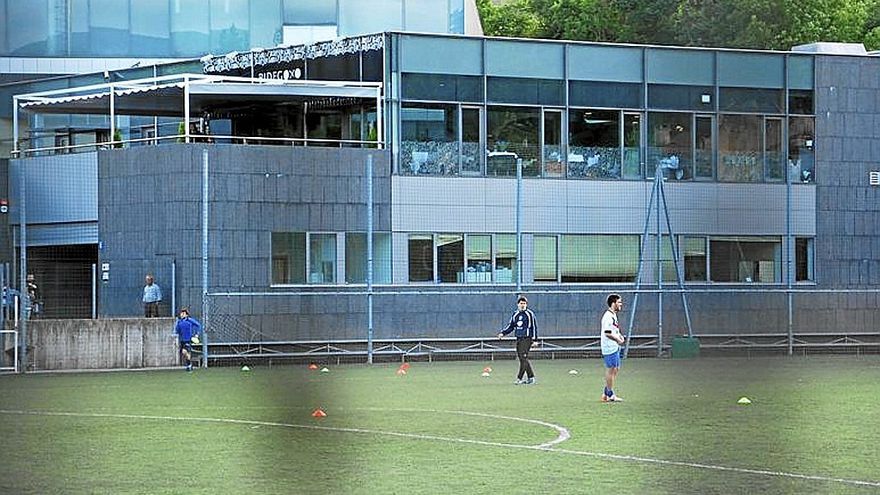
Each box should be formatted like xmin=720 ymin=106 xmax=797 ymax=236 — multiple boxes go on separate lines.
xmin=27 ymin=318 xmax=178 ymax=371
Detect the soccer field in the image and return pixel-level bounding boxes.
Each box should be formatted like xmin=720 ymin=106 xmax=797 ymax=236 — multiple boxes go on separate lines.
xmin=1 ymin=356 xmax=879 ymax=494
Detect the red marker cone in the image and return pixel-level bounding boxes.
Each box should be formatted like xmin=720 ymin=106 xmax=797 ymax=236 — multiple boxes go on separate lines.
xmin=308 ymin=363 xmax=318 ymax=370
xmin=483 ymin=366 xmax=493 ymax=373
xmin=400 ymin=362 xmax=411 ymax=370
xmin=396 ymin=368 xmax=407 ymax=375
xmin=311 ymin=408 xmax=327 ymax=418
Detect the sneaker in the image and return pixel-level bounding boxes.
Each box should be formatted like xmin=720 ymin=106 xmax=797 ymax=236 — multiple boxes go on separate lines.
xmin=601 ymin=394 xmax=609 ymax=402
xmin=185 ymin=364 xmax=193 ymax=372
xmin=514 ymin=379 xmax=524 ymax=385
xmin=609 ymin=394 xmax=624 ymax=402
xmin=525 ymin=377 xmax=536 ymax=385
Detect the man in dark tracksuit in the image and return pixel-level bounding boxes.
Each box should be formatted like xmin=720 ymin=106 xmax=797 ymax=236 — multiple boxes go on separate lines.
xmin=497 ymin=295 xmax=538 ymax=384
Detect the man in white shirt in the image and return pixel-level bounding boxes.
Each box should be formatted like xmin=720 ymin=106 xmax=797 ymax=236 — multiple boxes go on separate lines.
xmin=600 ymin=293 xmax=626 ymax=402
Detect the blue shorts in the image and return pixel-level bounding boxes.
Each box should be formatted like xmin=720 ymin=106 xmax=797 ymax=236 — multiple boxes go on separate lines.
xmin=603 ymin=351 xmax=620 ymax=368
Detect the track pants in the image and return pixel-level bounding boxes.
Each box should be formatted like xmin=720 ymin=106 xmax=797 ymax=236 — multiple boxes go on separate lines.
xmin=516 ymin=337 xmax=534 ymax=380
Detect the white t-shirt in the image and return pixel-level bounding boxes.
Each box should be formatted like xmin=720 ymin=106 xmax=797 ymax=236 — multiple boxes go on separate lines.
xmin=600 ymin=310 xmax=621 ymax=355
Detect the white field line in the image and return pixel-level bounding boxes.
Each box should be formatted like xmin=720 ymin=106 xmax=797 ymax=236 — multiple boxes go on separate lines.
xmin=1 ymin=409 xmax=878 ymax=489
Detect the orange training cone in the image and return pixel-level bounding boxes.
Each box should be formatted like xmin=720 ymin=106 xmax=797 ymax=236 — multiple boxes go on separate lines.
xmin=400 ymin=362 xmax=411 ymax=370
xmin=483 ymin=366 xmax=493 ymax=373
xmin=311 ymin=408 xmax=327 ymax=418
xmin=396 ymin=368 xmax=407 ymax=375
xmin=308 ymin=363 xmax=318 ymax=370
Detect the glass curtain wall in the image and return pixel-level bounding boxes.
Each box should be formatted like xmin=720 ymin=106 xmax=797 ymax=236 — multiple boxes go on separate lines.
xmin=487 ymin=107 xmax=540 ymax=177
xmin=568 ymin=109 xmax=621 ymax=179
xmin=648 ymin=112 xmax=692 ymax=180
xmin=401 ymin=104 xmax=459 ymax=175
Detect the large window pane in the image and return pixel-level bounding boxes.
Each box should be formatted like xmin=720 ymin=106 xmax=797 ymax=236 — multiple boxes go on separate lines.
xmin=648 ymin=84 xmax=714 ymax=111
xmin=568 ymin=109 xmax=620 ymax=179
xmin=463 ymin=235 xmax=491 ymax=283
xmin=283 ymin=0 xmax=336 ymax=24
xmin=789 ymin=90 xmax=814 ymax=115
xmin=710 ymin=237 xmax=781 ymax=283
xmin=495 ymin=234 xmax=517 ymax=284
xmin=765 ymin=118 xmax=784 ymax=182
xmin=345 ymin=233 xmax=392 ymax=284
xmin=461 ymin=107 xmax=482 ymax=174
xmin=406 ymin=0 xmax=449 ymax=32
xmin=684 ymin=237 xmax=707 ymax=282
xmin=569 ymin=81 xmax=642 ymax=108
xmin=438 ymin=234 xmax=464 ymax=283
xmin=309 ymin=234 xmax=336 ymax=284
xmin=487 ymin=107 xmax=540 ymax=177
xmin=789 ymin=117 xmax=815 ymax=183
xmin=718 ymin=115 xmax=761 ymax=182
xmin=210 ymin=0 xmax=249 ymax=54
xmin=561 ymin=235 xmax=638 ymax=283
xmin=132 ymin=0 xmax=171 ymax=56
xmin=171 ymin=0 xmax=209 ymax=56
xmin=408 ymin=234 xmax=434 ymax=282
xmin=272 ymin=232 xmax=305 ymax=284
xmin=401 ymin=73 xmax=483 ymax=102
xmin=543 ymin=111 xmax=564 ymax=177
xmin=648 ymin=112 xmax=693 ymax=180
xmin=6 ymin=0 xmax=48 ymax=56
xmin=89 ymin=0 xmax=130 ymax=55
xmin=622 ymin=113 xmax=642 ymax=179
xmin=695 ymin=115 xmax=713 ymax=179
xmin=488 ymin=77 xmax=563 ymax=106
xmin=719 ymin=87 xmax=783 ymax=113
xmin=401 ymin=104 xmax=458 ymax=176
xmin=533 ymin=235 xmax=557 ymax=282
xmin=339 ymin=0 xmax=402 ymax=36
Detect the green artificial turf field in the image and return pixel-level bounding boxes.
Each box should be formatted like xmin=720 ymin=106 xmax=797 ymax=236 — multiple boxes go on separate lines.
xmin=1 ymin=356 xmax=879 ymax=494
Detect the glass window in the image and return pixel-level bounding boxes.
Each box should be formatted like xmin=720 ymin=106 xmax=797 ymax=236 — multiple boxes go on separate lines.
xmin=7 ymin=0 xmax=49 ymax=56
xmin=210 ymin=0 xmax=249 ymax=54
xmin=789 ymin=90 xmax=813 ymax=115
xmin=271 ymin=232 xmax=305 ymax=284
xmin=171 ymin=0 xmax=210 ymax=56
xmin=463 ymin=235 xmax=492 ymax=283
xmin=648 ymin=112 xmax=693 ymax=180
xmin=408 ymin=234 xmax=434 ymax=282
xmin=648 ymin=85 xmax=715 ymax=111
xmin=795 ymin=237 xmax=814 ymax=282
xmin=309 ymin=233 xmax=336 ymax=284
xmin=401 ymin=104 xmax=458 ymax=176
xmin=622 ymin=113 xmax=642 ymax=179
xmin=132 ymin=0 xmax=171 ymax=56
xmin=283 ymin=0 xmax=336 ymax=24
xmin=657 ymin=235 xmax=678 ymax=283
xmin=695 ymin=115 xmax=713 ymax=179
xmin=487 ymin=77 xmax=563 ymax=106
xmin=789 ymin=117 xmax=815 ymax=183
xmin=718 ymin=115 xmax=762 ymax=182
xmin=345 ymin=233 xmax=392 ymax=284
xmin=533 ymin=235 xmax=558 ymax=282
xmin=765 ymin=118 xmax=784 ymax=182
xmin=461 ymin=107 xmax=482 ymax=174
xmin=438 ymin=234 xmax=464 ymax=283
xmin=684 ymin=237 xmax=707 ymax=282
xmin=719 ymin=88 xmax=784 ymax=113
xmin=561 ymin=235 xmax=638 ymax=283
xmin=401 ymin=73 xmax=483 ymax=102
xmin=710 ymin=237 xmax=781 ymax=283
xmin=543 ymin=110 xmax=564 ymax=177
xmin=339 ymin=0 xmax=402 ymax=36
xmin=569 ymin=81 xmax=642 ymax=109
xmin=406 ymin=0 xmax=449 ymax=33
xmin=487 ymin=107 xmax=540 ymax=177
xmin=495 ymin=234 xmax=517 ymax=284
xmin=568 ymin=109 xmax=620 ymax=179
xmin=89 ymin=0 xmax=130 ymax=55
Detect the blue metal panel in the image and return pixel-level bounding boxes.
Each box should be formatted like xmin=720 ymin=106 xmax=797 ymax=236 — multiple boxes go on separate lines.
xmin=9 ymin=152 xmax=98 ymax=225
xmin=788 ymin=56 xmax=814 ymax=90
xmin=486 ymin=39 xmax=564 ymax=79
xmin=568 ymin=44 xmax=643 ymax=82
xmin=718 ymin=52 xmax=785 ymax=88
xmin=646 ymin=48 xmax=713 ymax=85
xmin=399 ymin=34 xmax=482 ymax=75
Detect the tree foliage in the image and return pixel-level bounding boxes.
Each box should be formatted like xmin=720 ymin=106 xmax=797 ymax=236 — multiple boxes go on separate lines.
xmin=478 ymin=0 xmax=880 ymax=50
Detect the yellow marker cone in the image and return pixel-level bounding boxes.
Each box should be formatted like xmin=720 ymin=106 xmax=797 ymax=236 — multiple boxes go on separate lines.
xmin=737 ymin=397 xmax=752 ymax=405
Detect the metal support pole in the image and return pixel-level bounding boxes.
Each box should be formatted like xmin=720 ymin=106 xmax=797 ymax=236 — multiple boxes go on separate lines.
xmin=201 ymin=149 xmax=209 ymax=367
xmin=658 ymin=178 xmax=693 ymax=337
xmin=18 ymin=165 xmax=27 ymax=372
xmin=13 ymin=96 xmax=19 ymax=156
xmin=624 ymin=172 xmax=659 ymax=358
xmin=786 ymin=157 xmax=794 ymax=355
xmin=375 ymin=89 xmax=383 ymax=149
xmin=109 ymin=84 xmax=115 ymax=145
xmin=366 ymin=155 xmax=375 ymax=364
xmin=184 ymin=75 xmax=191 ymax=143
xmin=91 ymin=263 xmax=97 ymax=319
xmin=656 ymin=171 xmax=663 ymax=357
xmin=516 ymin=157 xmax=523 ymax=294
xmin=171 ymin=259 xmax=177 ymax=324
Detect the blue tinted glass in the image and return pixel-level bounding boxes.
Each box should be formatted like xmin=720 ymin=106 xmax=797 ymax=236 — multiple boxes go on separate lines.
xmin=0 ymin=0 xmax=6 ymax=54
xmin=648 ymin=84 xmax=714 ymax=111
xmin=6 ymin=0 xmax=48 ymax=56
xmin=405 ymin=0 xmax=448 ymax=33
xmin=487 ymin=77 xmax=563 ymax=106
xmin=719 ymin=88 xmax=783 ymax=113
xmin=448 ymin=0 xmax=464 ymax=33
xmin=283 ymin=0 xmax=336 ymax=24
xmin=210 ymin=0 xmax=249 ymax=54
xmin=339 ymin=0 xmax=402 ymax=36
xmin=171 ymin=0 xmax=209 ymax=56
xmin=249 ymin=0 xmax=282 ymax=49
xmin=70 ymin=0 xmax=89 ymax=56
xmin=90 ymin=0 xmax=130 ymax=55
xmin=131 ymin=0 xmax=170 ymax=57
xmin=402 ymin=73 xmax=483 ymax=102
xmin=570 ymin=81 xmax=642 ymax=109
